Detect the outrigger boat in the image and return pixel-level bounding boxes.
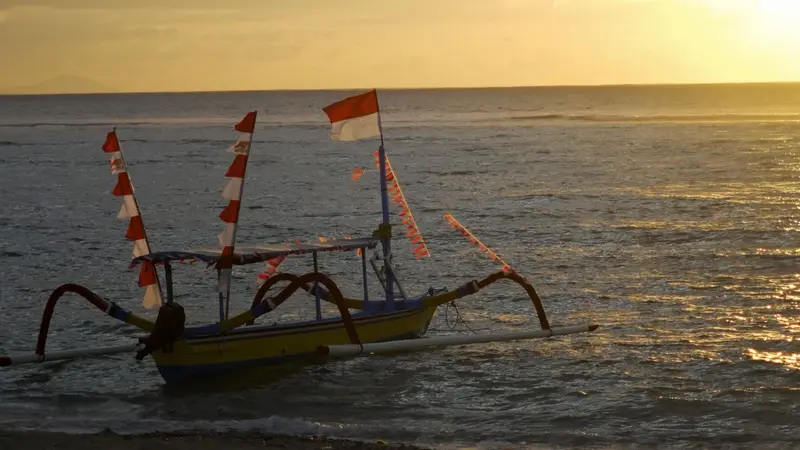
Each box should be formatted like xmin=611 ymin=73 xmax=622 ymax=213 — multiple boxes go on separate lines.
xmin=0 ymin=90 xmax=598 ymax=383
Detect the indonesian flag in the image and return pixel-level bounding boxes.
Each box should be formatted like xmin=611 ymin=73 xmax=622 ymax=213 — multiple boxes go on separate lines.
xmin=322 ymin=89 xmax=381 ymax=141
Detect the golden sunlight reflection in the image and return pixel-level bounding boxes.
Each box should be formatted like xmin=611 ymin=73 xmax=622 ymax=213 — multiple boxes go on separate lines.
xmin=747 ymin=348 xmax=800 ymax=369
xmin=775 ymin=314 xmax=800 ymax=334
xmin=621 ymin=182 xmax=800 ymax=203
xmin=766 ymin=276 xmax=800 ymax=302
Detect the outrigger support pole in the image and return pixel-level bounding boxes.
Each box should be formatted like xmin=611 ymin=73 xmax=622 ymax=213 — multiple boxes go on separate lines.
xmin=0 ymin=283 xmax=155 ymax=367
xmin=317 ymin=324 xmax=598 ymax=359
xmin=1 ymin=343 xmax=142 ymax=367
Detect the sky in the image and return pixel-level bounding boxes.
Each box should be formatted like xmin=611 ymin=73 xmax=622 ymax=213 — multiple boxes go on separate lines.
xmin=1 ymin=0 xmax=800 ymax=93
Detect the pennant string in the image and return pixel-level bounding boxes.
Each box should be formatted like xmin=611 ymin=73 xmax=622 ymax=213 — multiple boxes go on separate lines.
xmin=103 ymin=129 xmax=163 ymax=309
xmin=371 ymin=151 xmax=431 ymax=259
xmin=254 ymin=235 xmax=365 ymax=286
xmin=216 ymin=111 xmax=257 ymax=289
xmin=444 ymin=213 xmax=515 ymax=273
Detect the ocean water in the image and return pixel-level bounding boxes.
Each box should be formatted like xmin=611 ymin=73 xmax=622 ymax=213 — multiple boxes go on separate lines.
xmin=1 ymin=84 xmax=800 ymax=449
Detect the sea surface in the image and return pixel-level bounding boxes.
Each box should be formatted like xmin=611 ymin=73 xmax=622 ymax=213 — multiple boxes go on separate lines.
xmin=1 ymin=84 xmax=800 ymax=449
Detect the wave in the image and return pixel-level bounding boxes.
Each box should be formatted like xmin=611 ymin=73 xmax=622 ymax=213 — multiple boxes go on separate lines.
xmin=506 ymin=113 xmax=800 ymax=124
xmin=0 ymin=117 xmax=236 ymax=128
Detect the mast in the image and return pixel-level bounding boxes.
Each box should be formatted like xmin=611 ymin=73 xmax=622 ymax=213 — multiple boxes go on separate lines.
xmin=375 ymin=95 xmax=396 ymax=309
xmin=321 ymin=89 xmax=389 ymax=305
xmin=216 ymin=111 xmax=258 ymax=319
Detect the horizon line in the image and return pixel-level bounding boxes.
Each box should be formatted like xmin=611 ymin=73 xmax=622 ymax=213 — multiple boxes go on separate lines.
xmin=3 ymin=80 xmax=800 ymax=97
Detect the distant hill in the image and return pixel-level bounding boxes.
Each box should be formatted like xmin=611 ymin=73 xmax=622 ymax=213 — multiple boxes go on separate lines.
xmin=1 ymin=75 xmax=115 ymax=95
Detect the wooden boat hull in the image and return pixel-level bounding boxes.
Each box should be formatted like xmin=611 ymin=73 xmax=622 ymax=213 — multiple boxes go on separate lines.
xmin=151 ymin=306 xmax=437 ymax=382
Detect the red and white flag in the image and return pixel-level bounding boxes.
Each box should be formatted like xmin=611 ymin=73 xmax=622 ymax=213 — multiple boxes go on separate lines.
xmin=322 ymin=89 xmax=381 ymax=141
xmin=102 ymin=130 xmax=162 ymax=309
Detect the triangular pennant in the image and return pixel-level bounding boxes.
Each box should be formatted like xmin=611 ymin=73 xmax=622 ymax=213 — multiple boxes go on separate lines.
xmin=143 ymin=284 xmax=162 ymax=309
xmin=112 ymin=173 xmax=134 ymax=196
xmin=218 ymin=223 xmax=235 ymax=247
xmin=219 ymin=200 xmax=241 ymax=223
xmin=125 ymin=216 xmax=146 ymax=240
xmin=225 ymin=155 xmax=248 ymax=178
xmin=102 ymin=131 xmax=121 ymax=153
xmin=235 ymin=111 xmax=257 ymax=133
xmin=117 ymin=203 xmax=130 ymax=220
xmin=117 ymin=195 xmax=139 ymax=220
xmin=132 ymin=239 xmax=149 ymax=258
xmin=138 ymin=261 xmax=158 ymax=287
xmin=222 ymin=178 xmax=243 ymax=201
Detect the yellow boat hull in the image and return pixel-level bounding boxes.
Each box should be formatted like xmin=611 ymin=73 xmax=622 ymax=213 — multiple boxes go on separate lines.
xmin=152 ymin=306 xmax=437 ymax=382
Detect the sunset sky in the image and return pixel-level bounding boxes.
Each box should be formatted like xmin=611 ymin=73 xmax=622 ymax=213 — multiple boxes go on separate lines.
xmin=1 ymin=0 xmax=800 ymax=93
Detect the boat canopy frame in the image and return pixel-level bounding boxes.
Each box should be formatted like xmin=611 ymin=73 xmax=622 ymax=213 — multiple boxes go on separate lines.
xmin=128 ymin=237 xmax=380 ymax=269
xmin=129 ymin=236 xmax=383 ymax=322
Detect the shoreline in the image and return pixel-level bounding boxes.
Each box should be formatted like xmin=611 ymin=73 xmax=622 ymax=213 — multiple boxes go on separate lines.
xmin=0 ymin=429 xmax=434 ymax=450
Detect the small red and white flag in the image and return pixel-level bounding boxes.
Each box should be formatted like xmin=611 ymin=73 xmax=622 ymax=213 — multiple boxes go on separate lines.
xmin=322 ymin=89 xmax=381 ymax=141
xmin=351 ymin=168 xmax=365 ymax=181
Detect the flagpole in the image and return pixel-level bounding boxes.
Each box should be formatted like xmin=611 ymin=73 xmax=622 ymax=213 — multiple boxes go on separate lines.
xmin=374 ymin=90 xmax=395 ymax=310
xmin=115 ymin=128 xmax=165 ymax=305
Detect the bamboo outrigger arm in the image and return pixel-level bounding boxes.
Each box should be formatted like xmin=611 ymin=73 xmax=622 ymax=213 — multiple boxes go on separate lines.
xmin=297 ymin=269 xmax=552 ymax=330
xmin=36 ymin=283 xmax=155 ymax=355
xmin=0 ymin=283 xmax=155 ymax=367
xmin=221 ymin=272 xmax=362 ymax=346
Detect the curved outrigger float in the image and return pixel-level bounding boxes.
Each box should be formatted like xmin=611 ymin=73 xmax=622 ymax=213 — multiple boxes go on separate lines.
xmin=0 ymin=90 xmax=598 ymax=383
